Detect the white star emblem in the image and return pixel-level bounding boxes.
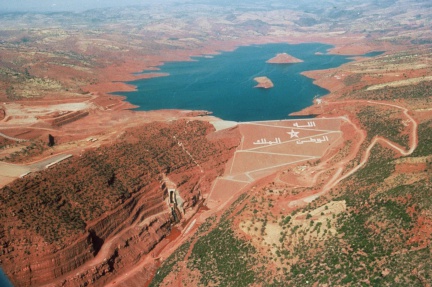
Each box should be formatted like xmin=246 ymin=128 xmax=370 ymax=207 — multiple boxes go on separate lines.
xmin=287 ymin=129 xmax=299 ymax=138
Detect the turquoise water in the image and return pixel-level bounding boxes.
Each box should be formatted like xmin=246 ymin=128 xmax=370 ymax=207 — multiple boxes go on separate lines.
xmin=118 ymin=43 xmax=368 ymax=122
xmin=0 ymin=268 xmax=13 ymax=287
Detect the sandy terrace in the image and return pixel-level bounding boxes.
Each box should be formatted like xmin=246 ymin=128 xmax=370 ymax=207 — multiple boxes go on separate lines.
xmin=1 ymin=102 xmax=93 ymax=126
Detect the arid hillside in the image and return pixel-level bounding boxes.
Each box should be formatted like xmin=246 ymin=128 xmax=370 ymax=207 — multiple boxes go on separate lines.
xmin=0 ymin=120 xmax=240 ymax=286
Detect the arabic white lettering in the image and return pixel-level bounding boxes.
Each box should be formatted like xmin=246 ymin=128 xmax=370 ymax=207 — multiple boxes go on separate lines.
xmin=292 ymin=121 xmax=316 ymax=128
xmin=296 ymin=135 xmax=329 ymax=145
xmin=253 ymin=138 xmax=282 ymax=145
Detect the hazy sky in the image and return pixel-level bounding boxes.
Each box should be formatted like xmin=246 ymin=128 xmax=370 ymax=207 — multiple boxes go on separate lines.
xmin=0 ymin=0 xmax=153 ymax=12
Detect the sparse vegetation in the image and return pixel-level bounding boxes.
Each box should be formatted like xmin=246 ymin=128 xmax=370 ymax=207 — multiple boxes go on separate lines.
xmin=349 ymin=77 xmax=432 ymax=101
xmin=412 ymin=120 xmax=432 ymax=157
xmin=149 ymin=241 xmax=191 ymax=287
xmin=1 ymin=140 xmax=47 ymax=163
xmin=357 ymin=106 xmax=410 ymax=150
xmin=187 ymin=220 xmax=257 ymax=286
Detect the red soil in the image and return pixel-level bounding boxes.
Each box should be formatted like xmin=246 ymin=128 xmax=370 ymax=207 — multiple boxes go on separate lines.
xmin=408 ymin=216 xmax=432 ymax=248
xmin=395 ymin=162 xmax=427 ymax=174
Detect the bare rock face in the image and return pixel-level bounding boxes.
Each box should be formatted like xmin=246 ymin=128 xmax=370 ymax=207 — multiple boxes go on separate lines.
xmin=48 ymin=134 xmax=55 ymax=147
xmin=0 ymin=120 xmax=240 ymax=286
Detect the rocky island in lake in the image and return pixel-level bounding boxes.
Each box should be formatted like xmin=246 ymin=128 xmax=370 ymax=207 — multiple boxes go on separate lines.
xmin=254 ymin=76 xmax=274 ymax=89
xmin=266 ymin=52 xmax=303 ymax=64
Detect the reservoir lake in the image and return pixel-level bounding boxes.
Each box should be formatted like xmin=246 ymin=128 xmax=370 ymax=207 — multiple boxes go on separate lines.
xmin=119 ymin=43 xmax=380 ymax=122
xmin=0 ymin=268 xmax=13 ymax=287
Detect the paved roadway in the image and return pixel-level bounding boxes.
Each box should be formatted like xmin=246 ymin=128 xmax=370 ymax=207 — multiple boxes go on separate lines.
xmin=0 ymin=132 xmax=27 ymax=142
xmin=0 ymin=154 xmax=72 ymax=188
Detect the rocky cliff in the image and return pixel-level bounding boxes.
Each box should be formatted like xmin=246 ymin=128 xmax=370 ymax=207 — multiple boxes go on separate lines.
xmin=0 ymin=120 xmax=240 ymax=286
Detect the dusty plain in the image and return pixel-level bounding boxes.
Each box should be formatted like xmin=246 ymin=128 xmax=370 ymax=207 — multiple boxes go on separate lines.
xmin=1 ymin=0 xmax=432 ymax=286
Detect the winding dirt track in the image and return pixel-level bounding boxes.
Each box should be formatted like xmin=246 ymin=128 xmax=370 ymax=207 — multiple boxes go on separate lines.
xmin=323 ymin=100 xmax=417 ymax=191
xmin=290 ymin=100 xmax=418 ymax=205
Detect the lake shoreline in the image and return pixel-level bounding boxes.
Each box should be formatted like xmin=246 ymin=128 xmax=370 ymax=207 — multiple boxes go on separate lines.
xmin=87 ymin=35 xmax=383 ymax=121
xmin=114 ymin=42 xmax=358 ymax=122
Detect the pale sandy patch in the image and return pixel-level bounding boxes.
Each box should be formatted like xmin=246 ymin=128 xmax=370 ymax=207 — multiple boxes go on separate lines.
xmin=210 ymin=120 xmax=238 ymax=131
xmin=366 ymin=75 xmax=432 ymax=91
